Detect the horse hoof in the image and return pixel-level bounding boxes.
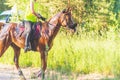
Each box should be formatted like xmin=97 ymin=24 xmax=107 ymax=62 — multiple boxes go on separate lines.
xmin=18 ymin=71 xmax=26 ymax=80
xmin=32 ymin=70 xmax=45 ymax=80
xmin=18 ymin=70 xmax=23 ymax=76
xmin=37 ymin=70 xmax=42 ymax=77
xmin=37 ymin=70 xmax=45 ymax=79
xmin=33 ymin=70 xmax=44 ymax=77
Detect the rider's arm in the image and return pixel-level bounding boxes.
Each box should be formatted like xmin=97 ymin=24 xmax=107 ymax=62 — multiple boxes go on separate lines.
xmin=30 ymin=0 xmax=40 ymax=18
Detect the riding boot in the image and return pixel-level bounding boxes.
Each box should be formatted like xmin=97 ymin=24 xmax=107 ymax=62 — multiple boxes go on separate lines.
xmin=24 ymin=33 xmax=31 ymax=52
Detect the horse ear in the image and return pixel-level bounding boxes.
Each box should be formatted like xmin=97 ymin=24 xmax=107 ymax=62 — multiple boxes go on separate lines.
xmin=62 ymin=8 xmax=71 ymax=13
xmin=67 ymin=7 xmax=72 ymax=12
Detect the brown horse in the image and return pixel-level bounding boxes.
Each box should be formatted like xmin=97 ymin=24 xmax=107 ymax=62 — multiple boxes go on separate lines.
xmin=0 ymin=8 xmax=77 ymax=79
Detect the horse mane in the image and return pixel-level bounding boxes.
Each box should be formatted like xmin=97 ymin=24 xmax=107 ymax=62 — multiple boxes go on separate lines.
xmin=48 ymin=12 xmax=61 ymax=22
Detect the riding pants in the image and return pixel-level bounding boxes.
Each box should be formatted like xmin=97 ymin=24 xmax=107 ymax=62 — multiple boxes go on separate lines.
xmin=24 ymin=21 xmax=34 ymax=52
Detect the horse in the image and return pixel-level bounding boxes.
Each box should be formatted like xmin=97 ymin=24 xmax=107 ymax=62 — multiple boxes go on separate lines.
xmin=0 ymin=8 xmax=77 ymax=80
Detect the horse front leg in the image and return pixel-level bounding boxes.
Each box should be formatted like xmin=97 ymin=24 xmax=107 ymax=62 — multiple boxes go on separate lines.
xmin=11 ymin=44 xmax=26 ymax=80
xmin=37 ymin=50 xmax=48 ymax=79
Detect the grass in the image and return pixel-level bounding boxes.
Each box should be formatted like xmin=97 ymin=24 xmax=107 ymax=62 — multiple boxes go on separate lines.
xmin=0 ymin=29 xmax=120 ymax=79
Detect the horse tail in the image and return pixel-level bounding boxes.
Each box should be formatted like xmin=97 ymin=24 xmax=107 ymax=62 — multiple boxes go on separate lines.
xmin=0 ymin=23 xmax=12 ymax=57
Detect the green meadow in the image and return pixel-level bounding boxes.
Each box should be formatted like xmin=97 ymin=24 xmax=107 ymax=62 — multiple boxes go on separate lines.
xmin=0 ymin=29 xmax=120 ymax=79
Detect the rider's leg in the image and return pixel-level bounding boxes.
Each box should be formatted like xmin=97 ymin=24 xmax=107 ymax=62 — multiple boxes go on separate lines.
xmin=24 ymin=21 xmax=32 ymax=52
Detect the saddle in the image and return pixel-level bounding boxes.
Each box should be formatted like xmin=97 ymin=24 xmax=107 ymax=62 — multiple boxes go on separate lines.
xmin=16 ymin=21 xmax=42 ymax=39
xmin=15 ymin=21 xmax=42 ymax=51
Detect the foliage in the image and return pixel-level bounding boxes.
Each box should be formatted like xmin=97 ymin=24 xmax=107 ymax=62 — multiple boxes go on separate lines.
xmin=0 ymin=0 xmax=10 ymax=12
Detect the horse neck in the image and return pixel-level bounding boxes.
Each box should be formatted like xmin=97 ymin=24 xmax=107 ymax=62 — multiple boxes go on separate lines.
xmin=48 ymin=12 xmax=61 ymax=38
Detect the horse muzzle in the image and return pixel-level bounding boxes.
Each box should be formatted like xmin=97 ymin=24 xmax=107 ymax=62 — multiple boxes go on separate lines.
xmin=68 ymin=23 xmax=77 ymax=32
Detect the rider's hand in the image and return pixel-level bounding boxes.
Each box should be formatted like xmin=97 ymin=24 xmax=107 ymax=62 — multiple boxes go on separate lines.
xmin=41 ymin=16 xmax=46 ymax=21
xmin=37 ymin=14 xmax=41 ymax=19
xmin=37 ymin=14 xmax=46 ymax=21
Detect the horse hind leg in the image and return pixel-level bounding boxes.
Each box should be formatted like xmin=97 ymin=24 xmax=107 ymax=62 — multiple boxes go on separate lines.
xmin=0 ymin=38 xmax=11 ymax=57
xmin=11 ymin=44 xmax=26 ymax=80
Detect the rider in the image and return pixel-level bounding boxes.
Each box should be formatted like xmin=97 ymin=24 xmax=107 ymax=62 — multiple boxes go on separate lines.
xmin=24 ymin=0 xmax=46 ymax=52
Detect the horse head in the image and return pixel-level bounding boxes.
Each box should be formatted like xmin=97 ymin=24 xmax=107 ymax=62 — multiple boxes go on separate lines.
xmin=59 ymin=8 xmax=77 ymax=32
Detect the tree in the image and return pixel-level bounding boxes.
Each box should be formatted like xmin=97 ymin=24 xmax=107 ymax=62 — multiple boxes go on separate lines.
xmin=0 ymin=0 xmax=10 ymax=13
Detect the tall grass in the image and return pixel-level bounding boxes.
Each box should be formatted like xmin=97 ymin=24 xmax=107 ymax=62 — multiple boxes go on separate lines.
xmin=0 ymin=29 xmax=120 ymax=77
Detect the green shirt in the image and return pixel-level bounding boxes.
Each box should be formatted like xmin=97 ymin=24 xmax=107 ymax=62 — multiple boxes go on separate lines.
xmin=25 ymin=0 xmax=38 ymax=22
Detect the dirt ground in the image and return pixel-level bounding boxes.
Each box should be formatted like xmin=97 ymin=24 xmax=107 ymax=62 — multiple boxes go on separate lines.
xmin=0 ymin=64 xmax=115 ymax=80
